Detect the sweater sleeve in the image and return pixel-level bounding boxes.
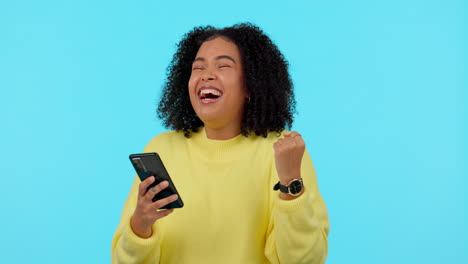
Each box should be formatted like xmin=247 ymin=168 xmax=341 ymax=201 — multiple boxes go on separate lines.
xmin=111 ymin=175 xmax=162 ymax=264
xmin=264 ymin=149 xmax=330 ymax=264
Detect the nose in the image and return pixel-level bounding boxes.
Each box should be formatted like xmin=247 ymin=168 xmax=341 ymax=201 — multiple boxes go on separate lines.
xmin=201 ymin=70 xmax=216 ymax=82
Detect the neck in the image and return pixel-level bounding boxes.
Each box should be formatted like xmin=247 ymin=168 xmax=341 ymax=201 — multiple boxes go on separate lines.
xmin=204 ymin=123 xmax=242 ymax=140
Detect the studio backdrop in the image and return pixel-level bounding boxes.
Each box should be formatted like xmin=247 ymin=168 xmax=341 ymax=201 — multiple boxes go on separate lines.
xmin=0 ymin=0 xmax=466 ymax=263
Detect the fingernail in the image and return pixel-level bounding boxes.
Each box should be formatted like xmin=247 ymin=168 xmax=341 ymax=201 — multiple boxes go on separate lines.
xmin=173 ymin=195 xmax=178 ymax=200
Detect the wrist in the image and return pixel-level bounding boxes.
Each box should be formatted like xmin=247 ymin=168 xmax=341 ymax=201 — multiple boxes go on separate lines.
xmin=274 ymin=177 xmax=304 ymax=198
xmin=278 ymin=171 xmax=301 ymax=185
xmin=279 ymin=188 xmax=304 ymax=200
xmin=130 ymin=215 xmax=153 ymax=238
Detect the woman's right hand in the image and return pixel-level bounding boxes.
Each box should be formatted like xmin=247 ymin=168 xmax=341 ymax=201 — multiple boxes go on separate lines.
xmin=130 ymin=176 xmax=179 ymax=238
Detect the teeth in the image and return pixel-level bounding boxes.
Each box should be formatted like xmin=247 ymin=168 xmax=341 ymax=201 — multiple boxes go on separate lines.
xmin=200 ymin=89 xmax=222 ymax=97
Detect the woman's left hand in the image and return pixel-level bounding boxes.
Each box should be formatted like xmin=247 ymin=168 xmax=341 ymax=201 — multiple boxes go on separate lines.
xmin=273 ymin=131 xmax=305 ymax=186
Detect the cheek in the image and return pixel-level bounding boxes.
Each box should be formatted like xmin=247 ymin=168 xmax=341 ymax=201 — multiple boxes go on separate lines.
xmin=226 ymin=73 xmax=245 ymax=98
xmin=224 ymin=71 xmax=243 ymax=88
xmin=225 ymin=86 xmax=246 ymax=108
xmin=188 ymin=74 xmax=199 ymax=98
xmin=188 ymin=74 xmax=196 ymax=91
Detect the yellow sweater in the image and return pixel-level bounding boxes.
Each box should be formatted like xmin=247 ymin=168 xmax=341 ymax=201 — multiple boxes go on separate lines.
xmin=111 ymin=128 xmax=329 ymax=264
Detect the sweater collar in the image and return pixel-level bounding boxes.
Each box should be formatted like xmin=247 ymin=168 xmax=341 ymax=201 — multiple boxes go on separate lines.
xmin=188 ymin=127 xmax=254 ymax=162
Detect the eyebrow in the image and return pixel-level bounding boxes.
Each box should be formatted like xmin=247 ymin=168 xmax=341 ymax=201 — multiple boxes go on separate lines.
xmin=193 ymin=55 xmax=237 ymax=64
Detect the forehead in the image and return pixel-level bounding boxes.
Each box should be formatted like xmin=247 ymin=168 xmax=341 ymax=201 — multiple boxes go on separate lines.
xmin=195 ymin=37 xmax=241 ymax=59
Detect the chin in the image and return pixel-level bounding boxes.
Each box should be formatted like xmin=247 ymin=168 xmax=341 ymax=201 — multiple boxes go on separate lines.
xmin=196 ymin=113 xmax=220 ymax=125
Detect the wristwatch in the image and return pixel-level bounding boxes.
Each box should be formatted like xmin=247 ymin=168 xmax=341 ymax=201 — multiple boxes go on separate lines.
xmin=273 ymin=178 xmax=304 ymax=196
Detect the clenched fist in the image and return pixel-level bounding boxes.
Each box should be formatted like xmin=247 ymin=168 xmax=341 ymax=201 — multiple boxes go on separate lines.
xmin=273 ymin=131 xmax=306 ymax=198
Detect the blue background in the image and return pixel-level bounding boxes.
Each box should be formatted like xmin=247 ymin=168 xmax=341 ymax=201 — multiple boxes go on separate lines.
xmin=1 ymin=0 xmax=466 ymax=263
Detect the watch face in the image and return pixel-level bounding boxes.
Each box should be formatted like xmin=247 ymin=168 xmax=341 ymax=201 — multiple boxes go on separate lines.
xmin=289 ymin=180 xmax=303 ymax=195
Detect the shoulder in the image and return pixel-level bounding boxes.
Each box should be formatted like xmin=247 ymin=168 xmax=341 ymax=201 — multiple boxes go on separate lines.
xmin=262 ymin=129 xmax=290 ymax=143
xmin=143 ymin=130 xmax=186 ymax=152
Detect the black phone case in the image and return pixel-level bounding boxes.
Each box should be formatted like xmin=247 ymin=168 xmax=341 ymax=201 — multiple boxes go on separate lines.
xmin=129 ymin=152 xmax=184 ymax=209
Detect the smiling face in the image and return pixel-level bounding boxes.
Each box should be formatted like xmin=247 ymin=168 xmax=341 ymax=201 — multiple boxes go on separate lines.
xmin=188 ymin=37 xmax=247 ymax=133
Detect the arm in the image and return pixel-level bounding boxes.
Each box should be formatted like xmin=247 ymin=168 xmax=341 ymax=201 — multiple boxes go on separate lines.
xmin=265 ymin=134 xmax=330 ymax=263
xmin=111 ymin=176 xmax=163 ymax=264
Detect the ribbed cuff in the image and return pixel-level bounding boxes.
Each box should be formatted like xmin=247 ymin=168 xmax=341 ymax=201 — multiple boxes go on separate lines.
xmin=274 ymin=189 xmax=310 ymax=213
xmin=121 ymin=216 xmax=160 ymax=254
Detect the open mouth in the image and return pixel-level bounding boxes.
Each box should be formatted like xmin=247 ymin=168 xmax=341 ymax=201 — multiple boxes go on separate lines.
xmin=199 ymin=88 xmax=223 ymax=103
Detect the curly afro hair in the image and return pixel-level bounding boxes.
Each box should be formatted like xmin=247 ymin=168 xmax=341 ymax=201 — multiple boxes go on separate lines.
xmin=157 ymin=23 xmax=296 ymax=138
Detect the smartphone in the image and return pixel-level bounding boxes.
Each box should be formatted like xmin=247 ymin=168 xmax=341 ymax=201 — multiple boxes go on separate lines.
xmin=129 ymin=152 xmax=184 ymax=209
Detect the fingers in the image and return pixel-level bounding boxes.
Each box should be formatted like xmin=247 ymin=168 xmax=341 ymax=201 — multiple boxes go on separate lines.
xmin=291 ymin=132 xmax=305 ymax=146
xmin=139 ymin=178 xmax=178 ymax=209
xmin=133 ymin=178 xmax=177 ymax=234
xmin=155 ymin=209 xmax=174 ymax=219
xmin=152 ymin=194 xmax=179 ymax=210
xmin=275 ymin=131 xmax=305 ymax=147
xmin=285 ymin=131 xmax=302 ymax=142
xmin=287 ymin=131 xmax=301 ymax=137
xmin=138 ymin=176 xmax=155 ymax=197
xmin=144 ymin=181 xmax=169 ymax=201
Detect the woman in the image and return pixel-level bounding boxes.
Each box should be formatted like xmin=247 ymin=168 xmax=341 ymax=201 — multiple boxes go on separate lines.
xmin=112 ymin=23 xmax=329 ymax=264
